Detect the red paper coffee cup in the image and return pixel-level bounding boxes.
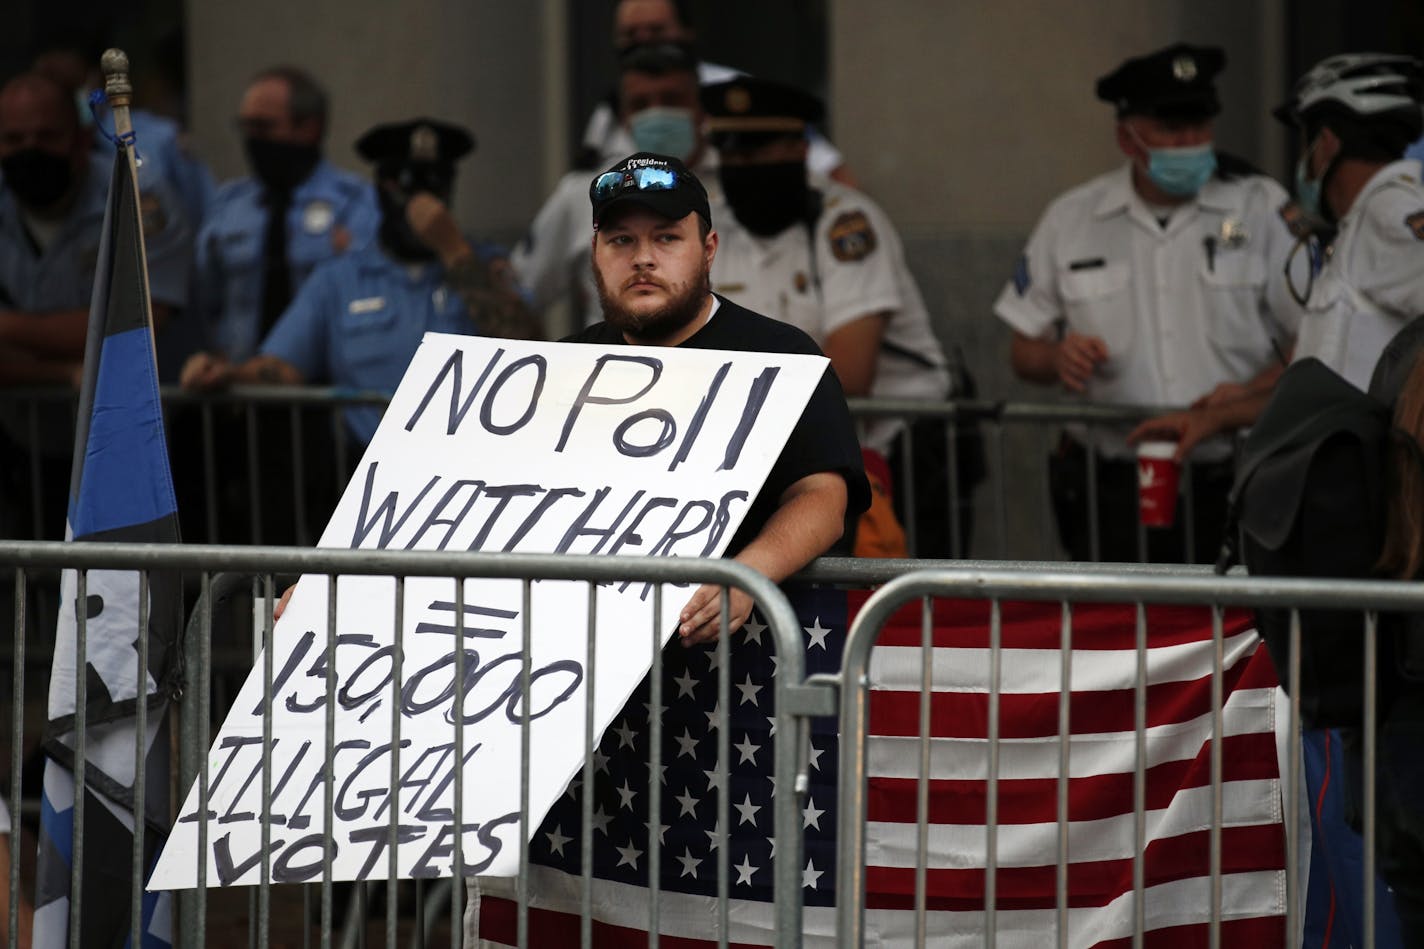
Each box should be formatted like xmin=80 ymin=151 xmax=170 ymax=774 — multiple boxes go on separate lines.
xmin=1136 ymin=441 xmax=1181 ymax=528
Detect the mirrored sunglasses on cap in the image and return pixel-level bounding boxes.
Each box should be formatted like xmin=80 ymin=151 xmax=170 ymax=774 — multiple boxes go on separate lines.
xmin=591 ymin=165 xmax=682 ymax=203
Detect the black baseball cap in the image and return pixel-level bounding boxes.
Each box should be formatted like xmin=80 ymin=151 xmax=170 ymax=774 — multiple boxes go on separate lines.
xmin=1095 ymin=43 xmax=1225 ymax=119
xmin=589 ymin=152 xmax=712 ymax=229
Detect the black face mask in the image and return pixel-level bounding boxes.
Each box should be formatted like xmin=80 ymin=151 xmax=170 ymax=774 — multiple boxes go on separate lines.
xmin=718 ymin=162 xmax=810 ymax=236
xmin=243 ymin=137 xmax=321 ymax=193
xmin=1 ymin=149 xmax=74 ymax=210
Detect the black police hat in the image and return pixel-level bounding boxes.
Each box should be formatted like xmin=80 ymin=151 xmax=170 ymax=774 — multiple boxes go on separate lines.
xmin=701 ymin=77 xmax=824 ymax=148
xmin=589 ymin=152 xmax=711 ymax=229
xmin=1095 ymin=43 xmax=1225 ymax=119
xmin=354 ymin=118 xmax=475 ymax=171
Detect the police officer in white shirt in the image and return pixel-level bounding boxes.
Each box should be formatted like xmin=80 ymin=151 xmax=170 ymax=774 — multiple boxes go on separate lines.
xmin=703 ymin=77 xmax=976 ymax=557
xmin=511 ymin=43 xmax=719 ymax=330
xmin=1132 ymin=54 xmax=1424 ymax=465
xmin=996 ymin=43 xmax=1303 ymax=563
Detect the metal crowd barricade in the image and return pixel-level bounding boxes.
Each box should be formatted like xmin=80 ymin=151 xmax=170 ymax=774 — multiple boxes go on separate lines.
xmin=847 ymin=396 xmax=1210 ymax=563
xmin=2 ymin=386 xmax=1222 ymax=563
xmin=0 ymin=542 xmax=816 ymax=949
xmin=812 ymin=564 xmax=1424 ymax=949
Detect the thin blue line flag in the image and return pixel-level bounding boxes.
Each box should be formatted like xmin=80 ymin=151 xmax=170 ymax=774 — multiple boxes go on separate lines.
xmin=32 ymin=140 xmax=183 ymax=949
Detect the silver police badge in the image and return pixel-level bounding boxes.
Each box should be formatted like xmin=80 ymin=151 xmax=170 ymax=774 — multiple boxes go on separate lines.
xmin=411 ymin=125 xmax=439 ymax=162
xmin=1172 ymin=55 xmax=1197 ymax=82
xmin=302 ymin=199 xmax=335 ymax=235
xmin=1219 ymin=216 xmax=1248 ymax=248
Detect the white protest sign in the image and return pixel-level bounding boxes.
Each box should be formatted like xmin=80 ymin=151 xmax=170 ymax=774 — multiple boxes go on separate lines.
xmin=151 ymin=332 xmax=827 ymax=888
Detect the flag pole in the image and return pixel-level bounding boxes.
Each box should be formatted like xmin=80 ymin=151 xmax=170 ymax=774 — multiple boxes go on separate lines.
xmin=100 ymin=48 xmax=159 ymax=329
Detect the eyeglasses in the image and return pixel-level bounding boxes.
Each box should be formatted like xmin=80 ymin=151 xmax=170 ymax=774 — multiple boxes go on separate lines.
xmin=591 ymin=166 xmax=681 ymax=203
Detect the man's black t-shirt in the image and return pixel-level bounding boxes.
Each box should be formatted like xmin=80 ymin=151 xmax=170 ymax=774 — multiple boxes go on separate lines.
xmin=563 ymin=295 xmax=870 ymax=554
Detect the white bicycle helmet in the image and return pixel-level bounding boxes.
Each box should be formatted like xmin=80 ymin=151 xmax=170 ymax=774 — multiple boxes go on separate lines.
xmin=1276 ymin=52 xmax=1424 ymax=125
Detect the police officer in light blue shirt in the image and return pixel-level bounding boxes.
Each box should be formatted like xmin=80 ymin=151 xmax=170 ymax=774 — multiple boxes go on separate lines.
xmin=193 ymin=66 xmax=378 ymax=362
xmin=0 ymin=72 xmax=191 ymax=383
xmin=0 ymin=71 xmax=192 ymax=539
xmin=182 ymin=118 xmax=539 ymax=445
xmin=33 ymin=32 xmax=217 ymax=228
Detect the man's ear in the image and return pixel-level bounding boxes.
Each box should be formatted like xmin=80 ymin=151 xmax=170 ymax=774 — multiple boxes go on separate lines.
xmin=1114 ymin=120 xmax=1141 ymax=161
xmin=703 ymin=227 xmax=718 ymax=268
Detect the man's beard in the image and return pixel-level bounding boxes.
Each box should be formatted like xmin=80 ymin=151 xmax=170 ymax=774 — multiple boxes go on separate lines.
xmin=595 ymin=264 xmax=711 ymax=343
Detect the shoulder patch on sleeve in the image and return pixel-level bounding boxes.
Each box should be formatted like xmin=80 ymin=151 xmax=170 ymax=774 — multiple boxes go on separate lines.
xmin=1278 ymin=200 xmax=1312 ymax=239
xmin=1406 ymin=210 xmax=1424 ymax=241
xmin=1012 ymin=254 xmax=1031 ymax=295
xmin=827 ymin=210 xmax=877 ymax=262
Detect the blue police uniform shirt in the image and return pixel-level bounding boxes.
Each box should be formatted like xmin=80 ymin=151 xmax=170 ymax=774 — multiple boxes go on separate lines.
xmin=260 ymin=242 xmax=497 ymax=444
xmin=0 ymin=151 xmax=190 ymax=312
xmin=92 ymin=108 xmax=216 ymax=227
xmin=195 ymin=158 xmax=378 ymax=361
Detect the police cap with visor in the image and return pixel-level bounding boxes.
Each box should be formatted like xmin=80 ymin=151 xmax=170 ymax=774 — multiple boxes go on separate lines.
xmin=355 ymin=117 xmax=475 ymax=194
xmin=1096 ymin=43 xmax=1225 ymax=119
xmin=701 ymin=77 xmax=825 ymax=151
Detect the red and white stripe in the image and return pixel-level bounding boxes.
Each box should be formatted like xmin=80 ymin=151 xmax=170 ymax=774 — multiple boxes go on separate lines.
xmin=469 ymin=600 xmax=1288 ymax=947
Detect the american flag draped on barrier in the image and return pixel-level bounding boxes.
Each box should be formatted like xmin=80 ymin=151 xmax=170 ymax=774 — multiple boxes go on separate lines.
xmin=32 ymin=138 xmax=182 ymax=948
xmin=470 ymin=589 xmax=1289 ymax=946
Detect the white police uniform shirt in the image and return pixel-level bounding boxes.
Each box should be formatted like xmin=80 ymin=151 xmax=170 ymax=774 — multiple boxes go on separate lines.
xmin=1292 ymin=158 xmax=1424 ymax=389
xmin=994 ymin=163 xmax=1303 ymax=458
xmin=194 ymin=159 xmax=378 ymax=361
xmin=510 ymin=152 xmax=723 ymax=329
xmin=710 ymin=177 xmax=951 ymax=454
xmin=581 ymin=60 xmax=845 ymax=178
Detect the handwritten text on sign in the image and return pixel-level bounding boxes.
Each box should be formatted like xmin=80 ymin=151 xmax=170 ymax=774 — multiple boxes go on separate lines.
xmin=151 ymin=333 xmax=827 ymax=888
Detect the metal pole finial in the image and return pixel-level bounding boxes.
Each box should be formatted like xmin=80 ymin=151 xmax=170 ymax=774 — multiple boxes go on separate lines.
xmin=101 ymin=48 xmax=132 ymax=107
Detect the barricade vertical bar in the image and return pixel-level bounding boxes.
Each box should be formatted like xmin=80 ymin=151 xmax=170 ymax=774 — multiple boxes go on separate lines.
xmin=1056 ymin=601 xmax=1072 ymax=948
xmin=1181 ymin=467 xmax=1196 ymax=563
xmin=197 ymin=573 xmax=213 ymax=944
xmin=1285 ymin=609 xmax=1303 ymax=946
xmin=1040 ymin=430 xmax=1056 ymax=558
xmin=946 ymin=417 xmax=963 ymax=559
xmin=9 ymin=568 xmax=24 ymax=949
xmin=993 ymin=424 xmax=1008 ymax=558
xmin=648 ymin=585 xmax=663 ymax=949
xmin=201 ymin=402 xmax=219 ymax=541
xmin=331 ymin=411 xmax=349 ymax=498
xmin=452 ymin=577 xmax=467 ymax=947
xmin=26 ymin=404 xmax=43 ymax=539
xmin=246 ymin=406 xmax=262 ymax=544
xmin=387 ymin=576 xmax=406 ymax=949
xmin=1086 ymin=444 xmax=1101 ymax=562
xmin=901 ymin=428 xmax=918 ymax=557
xmin=131 ymin=571 xmax=150 ymax=949
xmin=913 ymin=595 xmax=933 ymax=947
xmin=518 ymin=579 xmax=532 ymax=949
xmin=1133 ymin=602 xmax=1147 ymax=949
xmin=1363 ymin=610 xmax=1379 ymax=949
xmin=322 ymin=575 xmax=339 ymax=949
xmin=70 ymin=569 xmax=88 ymax=949
xmin=986 ymin=598 xmax=1002 ymax=943
xmin=291 ymin=405 xmax=310 ymax=547
xmin=580 ymin=584 xmax=597 ymax=949
xmin=259 ymin=573 xmax=275 ymax=949
xmin=1208 ymin=605 xmax=1224 ymax=949
xmin=716 ymin=591 xmax=730 ymax=949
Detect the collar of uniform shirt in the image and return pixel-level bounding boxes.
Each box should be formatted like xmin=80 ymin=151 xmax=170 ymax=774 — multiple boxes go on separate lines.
xmin=1094 ymin=162 xmax=1240 ymax=219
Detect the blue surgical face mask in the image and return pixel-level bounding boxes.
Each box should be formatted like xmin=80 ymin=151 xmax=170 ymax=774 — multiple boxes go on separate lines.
xmin=629 ymin=107 xmax=697 ymax=162
xmin=1294 ymin=136 xmax=1334 ymax=223
xmin=1142 ymin=142 xmax=1217 ymax=197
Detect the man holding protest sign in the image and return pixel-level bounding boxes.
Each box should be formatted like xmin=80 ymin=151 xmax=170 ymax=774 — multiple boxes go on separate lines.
xmin=568 ymin=151 xmax=869 ymax=641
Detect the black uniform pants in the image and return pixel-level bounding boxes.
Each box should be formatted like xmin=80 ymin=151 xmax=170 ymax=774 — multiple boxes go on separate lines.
xmin=1047 ymin=435 xmax=1234 ymax=564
